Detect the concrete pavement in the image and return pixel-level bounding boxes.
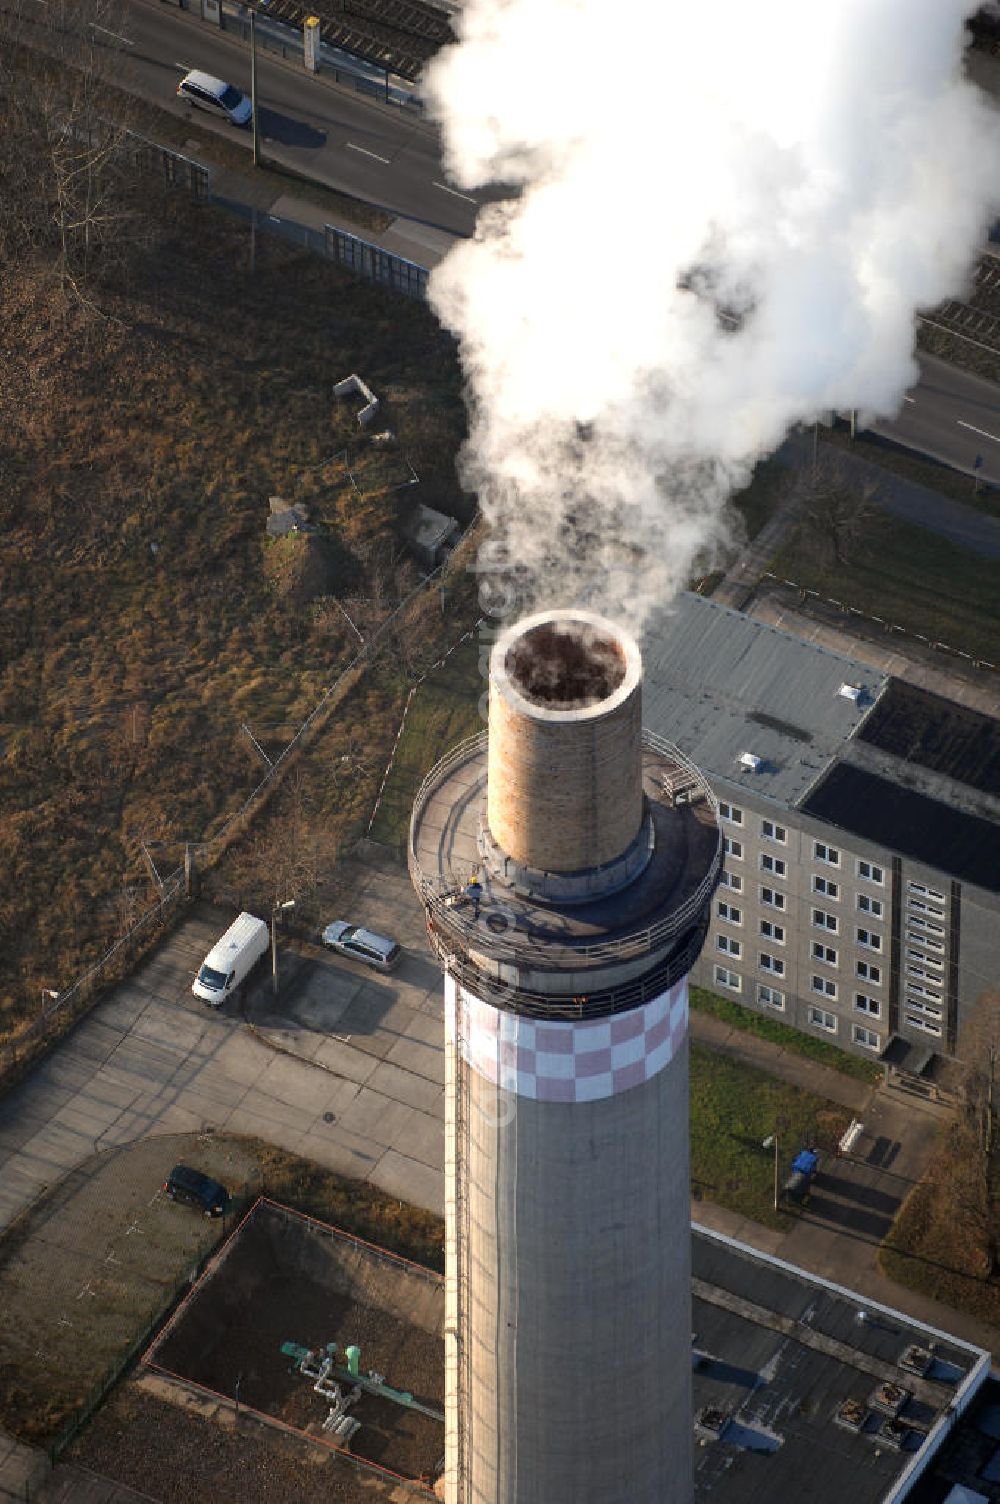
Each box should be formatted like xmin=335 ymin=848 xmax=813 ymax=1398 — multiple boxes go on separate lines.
xmin=0 ymin=848 xmax=994 ymax=1504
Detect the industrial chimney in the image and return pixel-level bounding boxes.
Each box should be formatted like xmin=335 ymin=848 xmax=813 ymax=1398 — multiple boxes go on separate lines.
xmin=409 ymin=609 xmax=720 ymax=1504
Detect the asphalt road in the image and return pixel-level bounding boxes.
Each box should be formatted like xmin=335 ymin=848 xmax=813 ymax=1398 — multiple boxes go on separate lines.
xmin=12 ymin=0 xmax=483 ymax=238
xmin=874 ymin=352 xmax=1000 ymax=487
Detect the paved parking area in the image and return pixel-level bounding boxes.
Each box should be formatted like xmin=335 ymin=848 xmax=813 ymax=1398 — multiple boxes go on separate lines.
xmin=0 ymin=853 xmax=445 ymax=1237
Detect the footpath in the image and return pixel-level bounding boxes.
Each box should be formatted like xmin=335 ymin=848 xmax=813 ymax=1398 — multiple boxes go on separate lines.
xmin=688 ymin=1006 xmax=1000 ymax=1360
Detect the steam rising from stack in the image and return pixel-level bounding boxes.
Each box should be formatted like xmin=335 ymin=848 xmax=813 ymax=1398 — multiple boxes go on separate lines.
xmin=424 ymin=0 xmax=1000 ymax=625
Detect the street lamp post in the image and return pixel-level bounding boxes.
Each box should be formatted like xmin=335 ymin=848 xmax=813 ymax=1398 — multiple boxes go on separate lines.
xmin=271 ymin=899 xmax=295 ymax=997
xmin=249 ymin=0 xmax=270 ymax=170
xmin=763 ymin=1133 xmax=779 ymax=1211
xmin=250 ymin=6 xmax=260 ymax=168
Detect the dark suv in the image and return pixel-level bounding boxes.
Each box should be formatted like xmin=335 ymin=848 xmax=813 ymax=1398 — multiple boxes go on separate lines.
xmin=164 ymin=1164 xmax=230 ymax=1217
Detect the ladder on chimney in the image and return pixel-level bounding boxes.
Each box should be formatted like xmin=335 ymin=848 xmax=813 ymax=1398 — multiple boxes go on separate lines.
xmin=449 ymin=979 xmax=471 ymax=1503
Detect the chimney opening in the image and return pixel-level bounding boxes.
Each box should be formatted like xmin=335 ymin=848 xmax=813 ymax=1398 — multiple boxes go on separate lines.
xmin=506 ymin=620 xmax=626 ymax=709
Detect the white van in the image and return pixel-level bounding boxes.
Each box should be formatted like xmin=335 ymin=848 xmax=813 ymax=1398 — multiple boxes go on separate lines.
xmin=176 ymin=70 xmax=253 ymax=128
xmin=192 ymin=912 xmax=269 ymax=1005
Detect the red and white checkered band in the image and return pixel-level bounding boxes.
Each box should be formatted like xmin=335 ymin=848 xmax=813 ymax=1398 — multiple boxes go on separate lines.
xmin=444 ymin=975 xmax=688 ymax=1103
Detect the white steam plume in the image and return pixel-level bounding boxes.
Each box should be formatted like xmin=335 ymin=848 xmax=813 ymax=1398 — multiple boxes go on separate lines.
xmin=424 ymin=1 xmax=1000 ymax=624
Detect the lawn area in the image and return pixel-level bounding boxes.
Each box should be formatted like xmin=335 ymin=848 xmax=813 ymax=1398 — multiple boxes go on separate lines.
xmin=690 ymin=986 xmax=883 ymax=1083
xmin=730 ymin=455 xmax=792 ymax=541
xmin=369 ymin=633 xmax=483 ymax=851
xmin=690 ymin=1043 xmax=850 ymax=1229
xmin=771 ymin=510 xmax=999 ymax=663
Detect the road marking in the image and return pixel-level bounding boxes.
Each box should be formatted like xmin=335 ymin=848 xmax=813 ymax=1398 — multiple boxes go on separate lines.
xmin=90 ymin=21 xmax=133 ymax=45
xmin=957 ymin=418 xmax=1000 ymax=445
xmin=903 ymin=395 xmax=915 ymax=403
xmin=433 ymin=181 xmax=477 ymax=203
xmin=346 ymin=142 xmax=391 ymax=164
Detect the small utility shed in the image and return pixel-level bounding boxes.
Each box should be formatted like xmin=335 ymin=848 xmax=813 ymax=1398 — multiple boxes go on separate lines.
xmin=404 ymin=502 xmax=460 ymax=569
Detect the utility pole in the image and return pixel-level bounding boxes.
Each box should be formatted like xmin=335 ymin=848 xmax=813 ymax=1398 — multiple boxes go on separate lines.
xmin=250 ymin=6 xmax=261 ymax=169
xmin=271 ymin=898 xmax=295 ymax=997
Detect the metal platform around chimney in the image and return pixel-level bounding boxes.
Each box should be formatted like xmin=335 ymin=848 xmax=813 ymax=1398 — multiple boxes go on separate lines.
xmin=409 ymin=729 xmax=721 ymax=1015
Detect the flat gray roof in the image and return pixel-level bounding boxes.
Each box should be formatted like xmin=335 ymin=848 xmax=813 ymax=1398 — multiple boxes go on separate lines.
xmin=691 ymin=1225 xmax=990 ymax=1504
xmin=641 ymin=595 xmax=887 ymax=808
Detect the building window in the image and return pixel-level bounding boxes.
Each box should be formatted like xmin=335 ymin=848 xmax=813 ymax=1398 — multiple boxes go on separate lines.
xmin=759 ymin=919 xmax=785 ymax=943
xmin=908 ymin=914 xmax=944 ymax=936
xmin=760 ymin=853 xmax=787 ymax=878
xmin=719 ymin=801 xmax=743 ymax=825
xmin=854 ymin=993 xmax=881 ymax=1017
xmin=717 ymin=901 xmax=742 ymax=925
xmin=811 ymin=908 xmax=839 ymax=933
xmin=811 ymin=975 xmax=838 ymax=1000
xmin=857 ymin=928 xmax=882 ymax=952
xmin=857 ymin=893 xmax=883 ymax=918
xmin=906 ymin=947 xmax=943 ymax=969
xmin=906 ymin=1012 xmax=942 ymax=1037
xmin=856 ymin=960 xmax=882 ymax=985
xmin=906 ymin=928 xmax=943 ymax=952
xmin=723 ymin=836 xmax=744 ymax=861
xmin=813 ymin=875 xmax=839 ymax=899
xmin=908 ymin=880 xmax=945 ymax=902
xmin=814 ymin=841 xmax=840 ymax=867
xmin=906 ymin=981 xmax=942 ymax=1003
xmin=715 ymin=965 xmax=741 ymax=993
xmin=811 ymin=942 xmax=838 ymax=966
xmin=759 ymin=952 xmax=785 ymax=976
xmin=758 ymin=984 xmax=785 ymax=1010
xmin=719 ymin=870 xmax=744 ymax=893
xmin=857 ymin=860 xmax=884 ymax=885
xmin=908 ymin=896 xmax=945 ymax=919
xmin=853 ymin=1024 xmax=880 ymax=1050
xmin=809 ymin=1005 xmax=837 ymax=1031
xmin=761 ymin=819 xmax=787 ymax=844
xmin=902 ymin=938 xmax=944 ymax=962
xmin=717 ymin=934 xmax=742 ymax=958
xmin=760 ymin=886 xmax=786 ymax=911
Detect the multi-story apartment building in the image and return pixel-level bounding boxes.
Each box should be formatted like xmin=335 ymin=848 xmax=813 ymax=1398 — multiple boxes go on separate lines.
xmin=641 ymin=594 xmax=999 ymax=1070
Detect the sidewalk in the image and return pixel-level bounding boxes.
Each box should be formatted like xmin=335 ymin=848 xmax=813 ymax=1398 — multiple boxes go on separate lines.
xmin=690 ymin=1006 xmax=1000 ymax=1360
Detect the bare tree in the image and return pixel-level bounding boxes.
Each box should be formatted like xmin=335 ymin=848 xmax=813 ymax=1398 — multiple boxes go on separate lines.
xmin=800 ymin=461 xmax=884 ymax=568
xmin=959 ymin=989 xmax=1000 ymax=1279
xmin=0 ymin=0 xmax=150 ymax=302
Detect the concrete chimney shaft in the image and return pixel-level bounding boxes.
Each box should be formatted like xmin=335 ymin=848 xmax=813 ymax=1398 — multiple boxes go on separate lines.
xmin=486 ymin=609 xmax=644 ymax=874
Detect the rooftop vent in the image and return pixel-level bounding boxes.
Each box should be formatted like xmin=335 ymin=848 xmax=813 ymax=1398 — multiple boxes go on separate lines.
xmin=839 ymin=683 xmax=862 ymax=703
xmin=739 ymin=751 xmax=763 ymax=772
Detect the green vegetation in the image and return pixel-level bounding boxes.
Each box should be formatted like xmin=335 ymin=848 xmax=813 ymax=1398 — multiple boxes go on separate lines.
xmin=689 ymin=1043 xmax=849 ymax=1229
xmin=772 ymin=510 xmax=999 ymax=663
xmin=730 ymin=455 xmax=792 ymax=542
xmin=690 ymin=986 xmax=883 ymax=1083
xmin=369 ymin=633 xmax=483 ymax=850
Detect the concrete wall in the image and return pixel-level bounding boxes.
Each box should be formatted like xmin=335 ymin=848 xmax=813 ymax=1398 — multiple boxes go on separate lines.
xmin=450 ymin=990 xmax=693 ymax=1504
xmin=690 ymin=777 xmax=996 ymax=1062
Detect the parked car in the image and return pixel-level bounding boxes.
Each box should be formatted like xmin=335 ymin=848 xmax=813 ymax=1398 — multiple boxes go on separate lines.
xmin=321 ymin=921 xmax=401 ymax=973
xmin=192 ymin=911 xmax=269 ymax=1005
xmin=164 ymin=1164 xmax=231 ymax=1217
xmin=176 ymin=69 xmax=252 ymax=127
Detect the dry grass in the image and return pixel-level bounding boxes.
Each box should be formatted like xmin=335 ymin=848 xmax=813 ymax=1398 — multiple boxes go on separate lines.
xmin=880 ymin=1126 xmax=1000 ymax=1326
xmin=0 ymin=183 xmax=470 ymax=1038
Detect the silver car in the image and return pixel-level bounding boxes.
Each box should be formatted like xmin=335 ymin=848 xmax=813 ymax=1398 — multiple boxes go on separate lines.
xmin=321 ymin=921 xmax=401 ymax=972
xmin=177 ymin=69 xmax=253 ymax=127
